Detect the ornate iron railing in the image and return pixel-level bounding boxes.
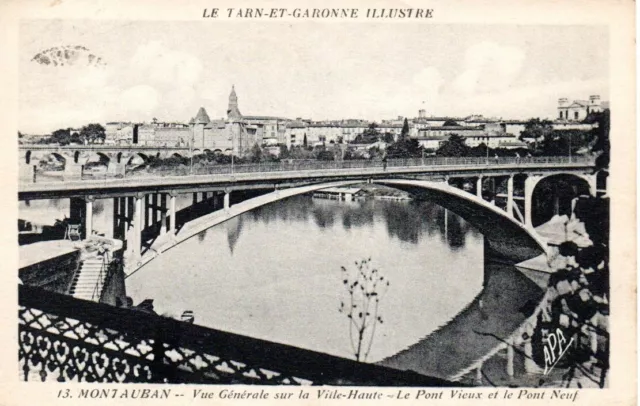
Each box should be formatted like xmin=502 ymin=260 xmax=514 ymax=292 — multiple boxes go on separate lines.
xmin=18 ymin=285 xmax=455 ymax=386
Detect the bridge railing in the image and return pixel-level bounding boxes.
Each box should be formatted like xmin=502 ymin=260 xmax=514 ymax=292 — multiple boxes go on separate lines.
xmin=122 ymin=156 xmax=594 ymax=179
xmin=21 ymin=155 xmax=595 ymax=184
xmin=19 ymin=284 xmax=455 ymax=385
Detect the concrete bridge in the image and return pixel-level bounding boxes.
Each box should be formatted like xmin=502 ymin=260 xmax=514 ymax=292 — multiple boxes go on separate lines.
xmin=19 ymin=155 xmax=603 ymax=277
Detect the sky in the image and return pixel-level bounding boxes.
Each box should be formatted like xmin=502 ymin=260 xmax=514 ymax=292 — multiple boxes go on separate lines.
xmin=19 ymin=20 xmax=609 ymax=134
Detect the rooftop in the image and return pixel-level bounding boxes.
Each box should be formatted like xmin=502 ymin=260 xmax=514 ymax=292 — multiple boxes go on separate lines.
xmin=418 ymin=126 xmax=484 ymax=131
xmin=194 ymin=107 xmax=211 ymax=125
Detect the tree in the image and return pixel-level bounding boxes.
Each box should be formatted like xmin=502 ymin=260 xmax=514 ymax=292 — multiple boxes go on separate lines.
xmin=401 ymin=118 xmax=410 ymax=139
xmin=278 ymin=144 xmax=289 ymax=159
xmin=472 ymin=196 xmax=609 ymax=388
xmin=540 ymin=130 xmax=593 ymax=157
xmin=442 ymin=119 xmax=460 ymax=127
xmin=338 ymin=258 xmax=390 ymax=362
xmin=50 ymin=128 xmax=72 ymax=145
xmin=382 ymin=132 xmax=395 ymax=143
xmin=316 ymin=149 xmax=335 ymax=161
xmin=353 ymin=123 xmax=381 ymax=144
xmin=18 ymin=131 xmax=23 ymax=139
xmin=520 ymin=118 xmax=554 ymax=153
xmin=79 ymin=123 xmax=106 ymax=144
xmin=249 ymin=144 xmax=263 ymax=163
xmin=303 ymin=134 xmax=308 ymax=149
xmin=386 ymin=137 xmax=421 ymax=158
xmin=532 ymin=197 xmax=609 ymax=388
xmin=436 ymin=134 xmax=470 ymax=157
xmin=586 ymin=109 xmax=610 ymax=170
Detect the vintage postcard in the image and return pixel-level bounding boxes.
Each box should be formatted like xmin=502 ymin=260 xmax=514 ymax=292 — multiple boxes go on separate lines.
xmin=0 ymin=0 xmax=636 ymax=405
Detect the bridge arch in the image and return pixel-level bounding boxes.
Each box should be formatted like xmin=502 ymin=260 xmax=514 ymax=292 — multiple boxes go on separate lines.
xmin=126 ymin=153 xmax=149 ymax=166
xmin=130 ymin=179 xmax=548 ymax=276
xmin=36 ymin=152 xmax=67 ymax=171
xmin=527 ymin=172 xmax=593 ymax=227
xmin=89 ymin=152 xmax=111 ymax=164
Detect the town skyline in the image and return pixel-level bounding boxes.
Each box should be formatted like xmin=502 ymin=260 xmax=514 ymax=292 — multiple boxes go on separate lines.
xmin=20 ymin=21 xmax=608 ymax=134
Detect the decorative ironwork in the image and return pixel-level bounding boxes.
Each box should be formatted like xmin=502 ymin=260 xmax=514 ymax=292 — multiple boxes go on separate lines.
xmin=19 ymin=285 xmax=455 ymax=386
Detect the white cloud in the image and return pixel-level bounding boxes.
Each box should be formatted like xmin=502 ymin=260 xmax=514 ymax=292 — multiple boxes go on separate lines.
xmin=438 ymin=77 xmax=607 ymax=119
xmin=19 ymin=64 xmax=121 ymax=132
xmin=452 ymin=41 xmax=526 ymax=95
xmin=130 ymin=41 xmax=203 ymax=87
xmin=119 ymin=85 xmax=160 ymax=117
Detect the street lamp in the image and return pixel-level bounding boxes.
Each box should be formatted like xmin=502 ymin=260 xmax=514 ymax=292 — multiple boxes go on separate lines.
xmin=190 ymin=133 xmax=193 ymax=175
xmin=485 ymin=136 xmax=490 ymax=164
xmin=568 ymin=132 xmax=572 ymax=163
xmin=231 ymin=125 xmax=235 ymax=174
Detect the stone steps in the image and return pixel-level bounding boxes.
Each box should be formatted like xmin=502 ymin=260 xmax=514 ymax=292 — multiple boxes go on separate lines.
xmin=69 ymin=257 xmax=109 ymax=301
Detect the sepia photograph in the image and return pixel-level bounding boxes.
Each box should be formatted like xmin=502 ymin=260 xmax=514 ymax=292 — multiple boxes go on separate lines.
xmin=10 ymin=3 xmax=631 ymax=399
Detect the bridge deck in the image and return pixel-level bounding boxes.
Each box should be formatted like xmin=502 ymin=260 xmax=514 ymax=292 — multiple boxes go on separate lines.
xmin=20 ymin=157 xmax=595 ymax=199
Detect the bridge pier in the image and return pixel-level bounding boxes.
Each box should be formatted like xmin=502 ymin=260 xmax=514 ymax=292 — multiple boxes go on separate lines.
xmin=133 ymin=194 xmax=143 ymax=261
xmin=506 ymin=175 xmax=514 ymax=218
xmin=85 ymin=197 xmax=94 ymax=238
xmin=224 ymin=191 xmax=231 ymax=212
xmin=160 ymin=194 xmax=167 ymax=235
xmin=169 ymin=193 xmax=176 ymax=234
xmin=586 ymin=174 xmax=597 ymax=197
xmin=524 ymin=175 xmax=543 ymax=227
xmin=476 ymin=176 xmax=483 ymax=198
xmin=64 ymin=162 xmax=84 ymax=181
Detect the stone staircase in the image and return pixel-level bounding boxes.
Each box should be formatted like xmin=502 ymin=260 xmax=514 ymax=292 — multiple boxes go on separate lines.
xmin=68 ymin=255 xmax=108 ymax=301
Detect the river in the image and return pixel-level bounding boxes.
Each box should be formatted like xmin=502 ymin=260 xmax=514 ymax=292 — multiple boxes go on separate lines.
xmin=20 ymin=194 xmax=487 ymax=363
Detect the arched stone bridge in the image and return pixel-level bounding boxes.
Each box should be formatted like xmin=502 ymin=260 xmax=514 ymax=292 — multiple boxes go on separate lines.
xmin=19 ymin=145 xmax=213 ymax=178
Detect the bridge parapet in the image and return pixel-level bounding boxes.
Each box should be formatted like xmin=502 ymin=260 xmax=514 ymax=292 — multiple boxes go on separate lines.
xmin=19 ymin=285 xmax=454 ymax=385
xmin=19 ymin=156 xmax=596 ymax=196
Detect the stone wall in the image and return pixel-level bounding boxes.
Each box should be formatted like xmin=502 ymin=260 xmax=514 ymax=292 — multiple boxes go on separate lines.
xmin=19 ymin=250 xmax=80 ymax=294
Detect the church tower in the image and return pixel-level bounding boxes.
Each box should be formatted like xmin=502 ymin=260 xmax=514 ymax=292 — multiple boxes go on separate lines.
xmin=227 ymin=85 xmax=242 ymax=120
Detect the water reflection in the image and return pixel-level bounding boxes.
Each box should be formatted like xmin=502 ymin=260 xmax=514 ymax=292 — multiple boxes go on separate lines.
xmin=222 ymin=195 xmax=479 ymax=251
xmin=225 ymin=216 xmax=244 ymax=253
xmin=126 ymin=194 xmax=485 ymax=362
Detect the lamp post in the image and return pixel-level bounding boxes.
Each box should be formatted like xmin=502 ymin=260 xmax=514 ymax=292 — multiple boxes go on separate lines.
xmin=485 ymin=136 xmax=490 ymax=164
xmin=190 ymin=133 xmax=193 ymax=175
xmin=568 ymin=132 xmax=572 ymax=163
xmin=231 ymin=124 xmax=235 ymax=174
